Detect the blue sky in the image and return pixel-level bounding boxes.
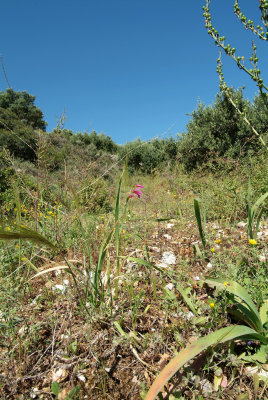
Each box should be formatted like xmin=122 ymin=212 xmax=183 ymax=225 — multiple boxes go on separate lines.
xmin=0 ymin=0 xmax=267 ymax=144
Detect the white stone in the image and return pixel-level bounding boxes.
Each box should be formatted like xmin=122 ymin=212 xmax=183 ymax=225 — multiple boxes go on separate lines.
xmin=30 ymin=388 xmax=39 ymax=399
xmin=52 ymin=284 xmax=66 ymax=292
xmin=163 ymin=234 xmax=172 ymax=240
xmin=18 ymin=326 xmax=27 ymax=336
xmin=200 ymin=379 xmax=213 ymax=395
xmin=164 ymin=283 xmax=175 ymax=291
xmin=245 ymin=366 xmax=268 ymax=382
xmin=157 ymin=251 xmax=176 ymax=268
xmin=77 ymin=373 xmax=86 ymax=382
xmin=166 ymin=223 xmax=174 ymax=229
xmin=206 ymin=262 xmax=213 ymax=269
xmin=237 ymin=221 xmax=247 ymax=228
xmin=259 ymin=254 xmax=267 ymax=263
xmin=185 ymin=312 xmax=194 ymax=320
xmin=52 ymin=368 xmax=68 ymax=382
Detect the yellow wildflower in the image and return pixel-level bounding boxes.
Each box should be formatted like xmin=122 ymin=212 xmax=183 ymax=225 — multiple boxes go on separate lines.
xmin=210 ymin=248 xmax=215 ymax=253
xmin=210 ymin=302 xmax=215 ymax=308
xmin=224 ymin=281 xmax=229 ymax=287
xmin=214 ymin=239 xmax=222 ymax=244
xmin=249 ymin=239 xmax=257 ymax=245
xmin=6 ymin=227 xmax=11 ymax=231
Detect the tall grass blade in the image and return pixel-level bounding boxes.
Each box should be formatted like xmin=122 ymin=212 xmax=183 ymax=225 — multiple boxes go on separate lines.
xmin=194 ymin=198 xmax=206 ymax=250
xmin=114 ymin=176 xmax=122 ymax=298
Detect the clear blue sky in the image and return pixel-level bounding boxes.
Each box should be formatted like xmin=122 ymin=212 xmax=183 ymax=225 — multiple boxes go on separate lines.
xmin=0 ymin=0 xmax=267 ymax=144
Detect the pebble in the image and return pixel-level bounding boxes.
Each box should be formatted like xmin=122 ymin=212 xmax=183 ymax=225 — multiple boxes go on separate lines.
xmin=164 ymin=282 xmax=175 ymax=291
xmin=237 ymin=221 xmax=247 ymax=228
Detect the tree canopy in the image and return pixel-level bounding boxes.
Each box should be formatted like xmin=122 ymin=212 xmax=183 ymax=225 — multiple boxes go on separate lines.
xmin=0 ymin=89 xmax=47 ymax=161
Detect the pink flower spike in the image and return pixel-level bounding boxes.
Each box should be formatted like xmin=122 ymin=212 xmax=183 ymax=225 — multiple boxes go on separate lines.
xmin=132 ymin=189 xmax=142 ymax=198
xmin=128 ymin=194 xmax=136 ymax=198
xmin=135 ymin=184 xmax=144 ymax=188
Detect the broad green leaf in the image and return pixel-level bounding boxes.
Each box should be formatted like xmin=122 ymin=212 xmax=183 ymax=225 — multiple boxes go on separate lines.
xmin=51 ymin=381 xmax=60 ymax=396
xmin=251 ymin=192 xmax=268 ymax=217
xmin=145 ymin=325 xmax=265 ymax=400
xmin=68 ymin=385 xmax=80 ymax=398
xmin=259 ymin=301 xmax=268 ymax=325
xmin=205 ymin=278 xmax=263 ymax=333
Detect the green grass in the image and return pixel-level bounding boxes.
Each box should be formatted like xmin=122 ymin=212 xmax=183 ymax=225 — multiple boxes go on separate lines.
xmin=0 ymin=156 xmax=267 ymax=399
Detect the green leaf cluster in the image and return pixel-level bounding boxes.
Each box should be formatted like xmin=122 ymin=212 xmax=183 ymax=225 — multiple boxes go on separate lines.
xmin=0 ymin=89 xmax=47 ymax=162
xmin=178 ymin=90 xmax=268 ymax=171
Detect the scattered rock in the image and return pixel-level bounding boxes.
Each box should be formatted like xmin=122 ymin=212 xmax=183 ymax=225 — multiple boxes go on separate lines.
xmin=18 ymin=325 xmax=28 ymax=336
xmin=166 ymin=223 xmax=174 ymax=229
xmin=77 ymin=373 xmax=86 ymax=382
xmin=30 ymin=388 xmax=39 ymax=399
xmin=58 ymin=388 xmax=69 ymax=400
xmin=245 ymin=366 xmax=268 ymax=383
xmin=185 ymin=311 xmax=194 ymax=321
xmin=237 ymin=221 xmax=247 ymax=228
xmin=206 ymin=262 xmax=213 ymax=269
xmin=163 ymin=234 xmax=172 ymax=240
xmin=199 ymin=379 xmax=213 ymax=395
xmin=259 ymin=254 xmax=267 ymax=263
xmin=150 ymin=246 xmax=160 ymax=253
xmin=164 ymin=282 xmax=175 ymax=291
xmin=52 ymin=280 xmax=69 ymax=293
xmin=52 ymin=368 xmax=68 ymax=383
xmin=157 ymin=251 xmax=176 ymax=268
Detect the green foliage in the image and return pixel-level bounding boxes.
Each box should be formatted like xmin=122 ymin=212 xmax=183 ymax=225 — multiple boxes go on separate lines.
xmin=203 ymin=0 xmax=268 ymax=150
xmin=120 ymin=137 xmax=178 ymax=174
xmin=145 ymin=279 xmax=268 ymax=400
xmin=178 ymin=90 xmax=267 ymax=171
xmin=0 ymin=89 xmax=47 ymax=162
xmin=0 ymin=88 xmax=46 ymax=130
xmin=0 ymin=151 xmax=14 ymax=197
xmin=246 ymin=183 xmax=268 ymax=239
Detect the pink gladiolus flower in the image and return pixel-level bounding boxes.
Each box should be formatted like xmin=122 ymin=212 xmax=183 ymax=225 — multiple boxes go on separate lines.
xmin=128 ymin=184 xmax=144 ymax=199
xmin=132 ymin=189 xmax=142 ymax=198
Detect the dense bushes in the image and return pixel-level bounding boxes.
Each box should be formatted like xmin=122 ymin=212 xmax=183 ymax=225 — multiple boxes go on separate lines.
xmin=119 ymin=137 xmax=178 ymax=174
xmin=0 ymin=88 xmax=267 ymax=178
xmin=178 ymin=90 xmax=268 ymax=171
xmin=0 ymin=89 xmax=47 ymax=162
